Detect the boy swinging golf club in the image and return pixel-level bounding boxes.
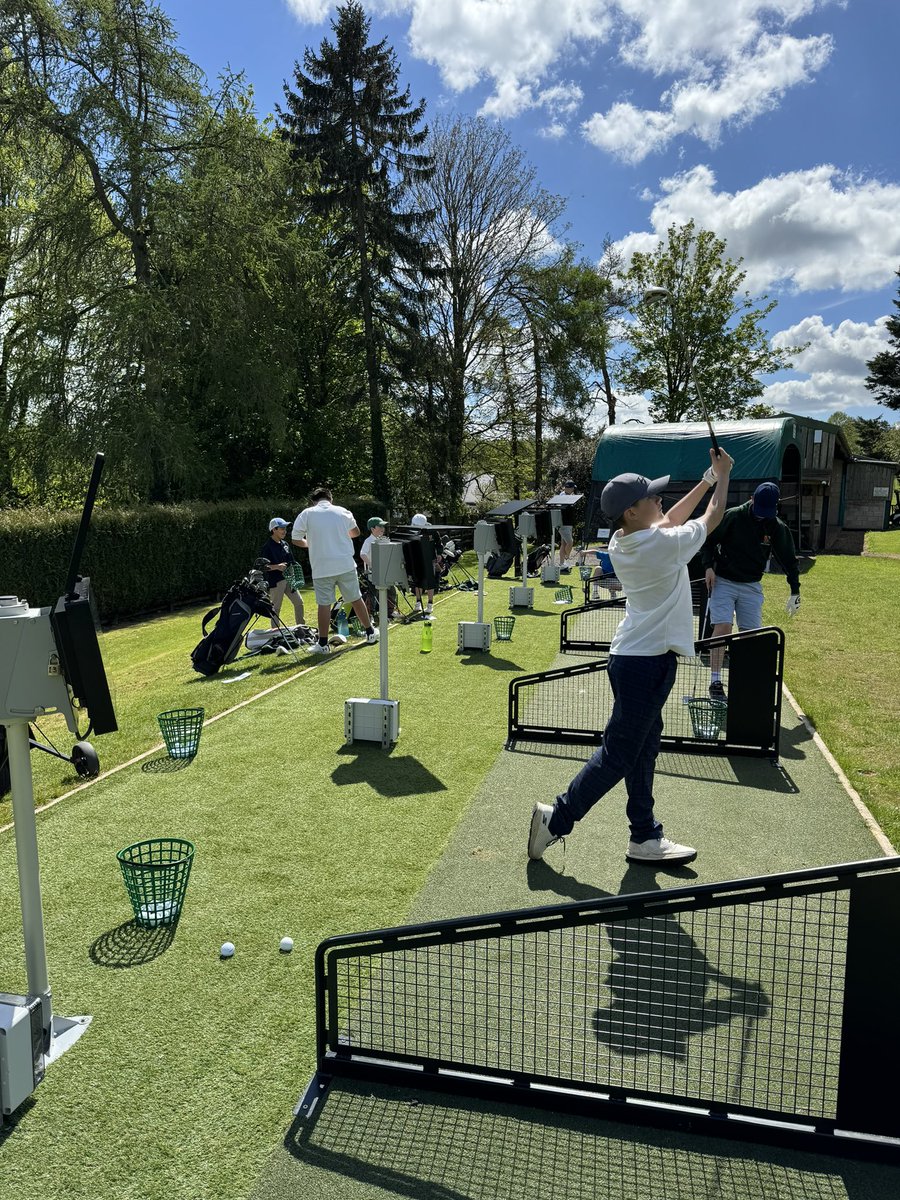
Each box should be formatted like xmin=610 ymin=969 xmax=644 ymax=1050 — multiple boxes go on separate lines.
xmin=528 ymin=446 xmax=734 ymax=866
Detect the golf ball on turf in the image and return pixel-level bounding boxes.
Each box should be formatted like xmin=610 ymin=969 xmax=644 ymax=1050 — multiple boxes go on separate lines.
xmin=220 ymin=941 xmax=235 ymax=958
xmin=279 ymin=936 xmax=294 ymax=953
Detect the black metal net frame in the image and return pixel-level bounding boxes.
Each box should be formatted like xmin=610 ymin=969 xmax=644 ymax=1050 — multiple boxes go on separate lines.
xmin=568 ymin=579 xmax=712 ymax=650
xmin=509 ymin=626 xmax=785 ymax=759
xmin=305 ymin=858 xmax=900 ymax=1159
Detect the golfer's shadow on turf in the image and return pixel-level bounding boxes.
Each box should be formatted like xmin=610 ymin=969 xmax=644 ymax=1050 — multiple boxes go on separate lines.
xmin=332 ymin=745 xmax=447 ymax=797
xmin=527 ymin=860 xmax=769 ymax=1063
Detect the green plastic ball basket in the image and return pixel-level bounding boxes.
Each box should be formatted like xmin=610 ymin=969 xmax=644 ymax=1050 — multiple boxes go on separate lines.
xmin=494 ymin=615 xmax=516 ymax=641
xmin=157 ymin=708 xmax=205 ymax=760
xmin=579 ymin=566 xmax=594 ymax=581
xmin=554 ymin=586 xmax=574 ymax=604
xmin=117 ymin=838 xmax=195 ymax=928
xmin=687 ymin=698 xmax=728 ymax=742
xmin=285 ymin=562 xmax=305 ymax=589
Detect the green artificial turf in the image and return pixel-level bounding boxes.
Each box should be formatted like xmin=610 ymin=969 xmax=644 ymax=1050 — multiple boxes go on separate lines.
xmin=761 ymin=555 xmax=900 ymax=849
xmin=0 ymin=578 xmax=561 ymax=1200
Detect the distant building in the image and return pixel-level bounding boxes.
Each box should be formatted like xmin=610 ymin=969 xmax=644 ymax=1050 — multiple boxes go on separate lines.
xmin=587 ymin=415 xmax=899 ymax=551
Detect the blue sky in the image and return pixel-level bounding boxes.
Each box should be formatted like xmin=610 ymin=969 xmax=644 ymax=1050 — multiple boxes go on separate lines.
xmin=164 ymin=0 xmax=900 ymax=425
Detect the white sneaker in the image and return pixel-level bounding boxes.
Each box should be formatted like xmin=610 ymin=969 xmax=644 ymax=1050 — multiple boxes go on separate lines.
xmin=626 ymin=836 xmax=697 ymax=865
xmin=424 ymin=606 xmax=433 ymax=618
xmin=365 ymin=629 xmax=379 ymax=644
xmin=310 ymin=642 xmax=332 ymax=655
xmin=528 ymin=802 xmax=562 ymax=860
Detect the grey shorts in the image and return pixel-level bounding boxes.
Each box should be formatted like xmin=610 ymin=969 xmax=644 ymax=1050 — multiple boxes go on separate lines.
xmin=708 ymin=578 xmax=764 ymax=629
xmin=559 ymin=525 xmax=573 ymax=542
xmin=313 ymin=569 xmax=362 ymax=606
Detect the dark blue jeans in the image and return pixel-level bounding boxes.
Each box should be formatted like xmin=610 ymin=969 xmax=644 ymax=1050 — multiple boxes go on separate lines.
xmin=549 ymin=652 xmax=678 ymax=843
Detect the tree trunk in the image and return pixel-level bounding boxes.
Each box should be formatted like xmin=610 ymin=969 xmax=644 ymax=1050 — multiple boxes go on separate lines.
xmin=600 ymin=354 xmax=616 ymax=425
xmin=353 ymin=198 xmax=390 ymax=504
xmin=531 ymin=320 xmax=544 ymax=487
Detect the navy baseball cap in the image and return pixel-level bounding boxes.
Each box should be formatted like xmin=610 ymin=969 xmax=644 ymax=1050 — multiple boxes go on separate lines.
xmin=752 ymin=482 xmax=780 ymax=519
xmin=601 ymin=473 xmax=669 ymax=523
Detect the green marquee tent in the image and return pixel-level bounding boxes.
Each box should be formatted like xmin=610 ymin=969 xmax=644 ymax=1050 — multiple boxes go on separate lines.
xmin=592 ymin=419 xmax=800 ymax=484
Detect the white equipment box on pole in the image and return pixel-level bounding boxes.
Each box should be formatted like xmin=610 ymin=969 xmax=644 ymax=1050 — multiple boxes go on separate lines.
xmin=509 ymin=511 xmax=535 ymax=608
xmin=458 ymin=521 xmax=497 ymax=652
xmin=344 ymin=539 xmax=405 ymax=748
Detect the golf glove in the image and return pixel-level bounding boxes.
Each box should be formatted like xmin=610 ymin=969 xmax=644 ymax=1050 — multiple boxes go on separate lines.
xmin=702 ymin=466 xmax=717 ymax=485
xmin=786 ymin=594 xmax=801 ymax=617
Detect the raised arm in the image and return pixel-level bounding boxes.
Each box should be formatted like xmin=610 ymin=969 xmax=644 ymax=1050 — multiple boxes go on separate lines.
xmin=656 ymin=448 xmax=735 ymax=530
xmin=694 ymin=449 xmax=735 ymax=535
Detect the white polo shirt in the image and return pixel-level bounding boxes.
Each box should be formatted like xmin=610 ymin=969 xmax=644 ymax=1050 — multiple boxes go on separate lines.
xmin=293 ymin=501 xmax=357 ymax=577
xmin=608 ymin=520 xmax=705 ymax=657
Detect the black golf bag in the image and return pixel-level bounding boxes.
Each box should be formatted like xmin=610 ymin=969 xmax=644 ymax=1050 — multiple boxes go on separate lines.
xmin=527 ymin=543 xmax=551 ymax=573
xmin=191 ymin=572 xmax=275 ymax=676
xmin=486 ymin=550 xmax=515 ymax=579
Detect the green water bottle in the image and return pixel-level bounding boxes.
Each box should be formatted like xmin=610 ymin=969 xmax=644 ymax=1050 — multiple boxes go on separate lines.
xmin=421 ymin=619 xmax=433 ymax=653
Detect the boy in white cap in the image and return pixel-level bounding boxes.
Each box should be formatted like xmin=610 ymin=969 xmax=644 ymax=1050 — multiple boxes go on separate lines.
xmin=410 ymin=513 xmax=435 ymax=617
xmin=260 ymin=517 xmax=305 ymax=629
xmin=528 ymin=447 xmax=733 ymax=866
xmin=360 ymin=516 xmax=399 ymax=620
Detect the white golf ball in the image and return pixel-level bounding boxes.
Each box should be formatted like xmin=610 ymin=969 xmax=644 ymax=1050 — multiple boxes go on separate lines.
xmin=279 ymin=936 xmax=294 ymax=954
xmin=220 ymin=941 xmax=235 ymax=958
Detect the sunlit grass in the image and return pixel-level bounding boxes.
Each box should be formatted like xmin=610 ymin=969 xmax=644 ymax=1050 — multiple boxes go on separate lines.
xmin=762 ymin=555 xmax=900 ymax=849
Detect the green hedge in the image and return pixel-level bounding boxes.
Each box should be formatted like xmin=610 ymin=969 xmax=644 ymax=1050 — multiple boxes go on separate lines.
xmin=0 ymin=496 xmax=388 ymax=621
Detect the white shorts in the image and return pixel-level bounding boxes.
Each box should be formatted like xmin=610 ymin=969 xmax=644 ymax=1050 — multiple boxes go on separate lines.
xmin=313 ymin=569 xmax=362 ymax=606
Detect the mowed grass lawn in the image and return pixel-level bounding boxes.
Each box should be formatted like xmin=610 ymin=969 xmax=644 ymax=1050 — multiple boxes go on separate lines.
xmin=762 ymin=552 xmax=900 ymax=849
xmin=0 ymin=578 xmax=563 ymax=1200
xmin=865 ymin=527 xmax=900 ymax=556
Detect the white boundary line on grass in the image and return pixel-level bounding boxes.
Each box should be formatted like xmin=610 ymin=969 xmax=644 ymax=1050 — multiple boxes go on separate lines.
xmin=781 ymin=682 xmax=894 ymax=856
xmin=0 ymin=596 xmax=433 ymax=834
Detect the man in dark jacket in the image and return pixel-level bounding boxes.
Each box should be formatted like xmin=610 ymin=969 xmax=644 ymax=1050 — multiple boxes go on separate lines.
xmin=701 ymin=482 xmax=801 ymax=699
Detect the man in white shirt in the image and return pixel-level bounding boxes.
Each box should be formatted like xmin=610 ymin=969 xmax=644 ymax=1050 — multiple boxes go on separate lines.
xmin=528 ymin=448 xmax=733 ymax=865
xmin=292 ymin=487 xmax=379 ymax=654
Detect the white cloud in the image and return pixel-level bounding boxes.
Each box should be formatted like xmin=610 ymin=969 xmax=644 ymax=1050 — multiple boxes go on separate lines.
xmin=283 ymin=1 xmax=834 ymax=147
xmin=763 ymin=315 xmax=889 ymax=416
xmin=584 ymin=33 xmax=831 ymax=162
xmin=284 ymin=0 xmax=332 ymax=21
xmin=614 ymin=165 xmax=900 ymax=294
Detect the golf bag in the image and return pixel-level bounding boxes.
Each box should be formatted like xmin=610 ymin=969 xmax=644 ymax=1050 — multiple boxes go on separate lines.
xmin=527 ymin=543 xmax=551 ymax=574
xmin=191 ymin=571 xmax=276 ymax=676
xmin=243 ymin=624 xmax=314 ymax=656
xmin=486 ymin=550 xmax=515 ymax=579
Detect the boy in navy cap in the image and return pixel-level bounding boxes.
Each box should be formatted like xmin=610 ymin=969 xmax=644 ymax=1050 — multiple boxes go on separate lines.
xmin=528 ymin=448 xmax=733 ymax=866
xmin=701 ymin=481 xmax=800 ymax=700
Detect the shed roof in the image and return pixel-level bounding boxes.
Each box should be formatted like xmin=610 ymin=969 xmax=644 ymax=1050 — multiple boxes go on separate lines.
xmin=592 ymin=419 xmax=799 ymax=483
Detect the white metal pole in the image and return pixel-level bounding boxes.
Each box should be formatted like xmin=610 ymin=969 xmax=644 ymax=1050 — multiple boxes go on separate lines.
xmin=378 ymin=587 xmax=389 ymax=700
xmin=477 ymin=553 xmax=485 ymax=624
xmin=6 ymin=719 xmax=52 ymax=1044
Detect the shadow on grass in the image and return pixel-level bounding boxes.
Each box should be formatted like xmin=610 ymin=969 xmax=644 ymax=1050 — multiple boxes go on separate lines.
xmin=0 ymin=1094 xmax=37 ymax=1146
xmin=274 ymin=1075 xmax=900 ymax=1200
xmin=89 ymin=919 xmax=177 ymax=968
xmin=141 ymin=754 xmax=192 ymax=774
xmin=456 ymin=654 xmax=522 ymax=671
xmin=333 ymin=745 xmax=447 ymax=797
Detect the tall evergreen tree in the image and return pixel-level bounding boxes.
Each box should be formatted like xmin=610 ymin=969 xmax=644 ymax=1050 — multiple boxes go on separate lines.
xmin=279 ymin=1 xmax=435 ymax=503
xmin=865 ymin=269 xmax=900 ymax=412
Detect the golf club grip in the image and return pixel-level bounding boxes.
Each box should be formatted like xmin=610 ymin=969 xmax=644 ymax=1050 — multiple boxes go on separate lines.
xmin=707 ymin=420 xmax=720 ymax=456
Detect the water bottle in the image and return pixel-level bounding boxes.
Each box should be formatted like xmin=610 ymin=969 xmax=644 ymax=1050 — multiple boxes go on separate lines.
xmin=421 ymin=619 xmax=433 ymax=653
xmin=336 ymin=608 xmax=350 ymax=638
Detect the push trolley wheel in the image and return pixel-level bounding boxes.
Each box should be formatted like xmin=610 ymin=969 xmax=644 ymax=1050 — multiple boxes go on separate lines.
xmin=72 ymin=741 xmax=100 ymax=779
